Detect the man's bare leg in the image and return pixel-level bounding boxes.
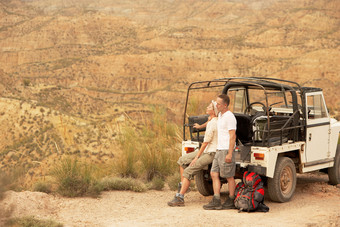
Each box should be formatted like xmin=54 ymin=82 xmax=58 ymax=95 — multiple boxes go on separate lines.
xmin=179 ymin=177 xmax=190 ymax=195
xmin=180 ymin=166 xmax=184 ymax=182
xmin=211 ymin=171 xmax=221 ymax=196
xmin=227 ymin=177 xmax=236 ymax=197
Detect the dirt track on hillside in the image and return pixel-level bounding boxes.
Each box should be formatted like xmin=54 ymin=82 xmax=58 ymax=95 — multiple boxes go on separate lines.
xmin=1 ymin=172 xmax=340 ymax=227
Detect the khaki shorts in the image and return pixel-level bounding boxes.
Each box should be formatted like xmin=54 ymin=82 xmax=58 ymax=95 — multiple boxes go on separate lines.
xmin=177 ymin=151 xmax=215 ymax=180
xmin=211 ymin=149 xmax=236 ymax=178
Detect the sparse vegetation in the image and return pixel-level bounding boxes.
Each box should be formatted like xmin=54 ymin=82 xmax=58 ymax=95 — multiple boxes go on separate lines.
xmin=0 ymin=0 xmax=339 ymax=225
xmin=115 ymin=106 xmax=181 ymax=181
xmin=148 ymin=176 xmax=165 ymax=191
xmin=51 ymin=157 xmax=100 ymax=197
xmin=97 ymin=177 xmax=147 ymax=192
xmin=167 ymin=172 xmax=182 ymax=191
xmin=5 ymin=216 xmax=63 ymax=227
xmin=33 ymin=181 xmax=52 ymax=194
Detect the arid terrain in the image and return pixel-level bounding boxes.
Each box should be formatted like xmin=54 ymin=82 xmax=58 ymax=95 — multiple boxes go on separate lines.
xmin=1 ymin=0 xmax=340 ymax=182
xmin=1 ymin=172 xmax=340 ymax=226
xmin=0 ymin=0 xmax=340 ymax=226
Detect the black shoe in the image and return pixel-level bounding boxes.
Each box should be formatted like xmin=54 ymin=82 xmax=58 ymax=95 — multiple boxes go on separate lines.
xmin=168 ymin=195 xmax=185 ymax=207
xmin=222 ymin=197 xmax=236 ymax=209
xmin=203 ymin=196 xmax=222 ymax=210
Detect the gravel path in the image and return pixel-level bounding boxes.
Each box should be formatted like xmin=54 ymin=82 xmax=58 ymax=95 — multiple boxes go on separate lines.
xmin=1 ymin=172 xmax=340 ymax=227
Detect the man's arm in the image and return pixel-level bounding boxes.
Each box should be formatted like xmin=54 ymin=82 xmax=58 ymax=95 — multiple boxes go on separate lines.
xmin=225 ymin=129 xmax=236 ymax=163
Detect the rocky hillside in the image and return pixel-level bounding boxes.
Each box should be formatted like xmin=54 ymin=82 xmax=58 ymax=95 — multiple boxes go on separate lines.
xmin=0 ymin=0 xmax=339 ymax=184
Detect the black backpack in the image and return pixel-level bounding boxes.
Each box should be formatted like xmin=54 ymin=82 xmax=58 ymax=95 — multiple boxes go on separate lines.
xmin=234 ymin=171 xmax=269 ymax=212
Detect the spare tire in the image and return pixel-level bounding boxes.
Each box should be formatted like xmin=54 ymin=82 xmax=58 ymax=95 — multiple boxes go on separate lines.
xmin=195 ymin=169 xmax=213 ymax=196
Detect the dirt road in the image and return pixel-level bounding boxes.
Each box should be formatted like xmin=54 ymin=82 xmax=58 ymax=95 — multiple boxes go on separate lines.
xmin=1 ymin=172 xmax=340 ymax=227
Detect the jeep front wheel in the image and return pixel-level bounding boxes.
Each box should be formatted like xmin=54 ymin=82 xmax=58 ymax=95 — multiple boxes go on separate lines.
xmin=328 ymin=144 xmax=340 ymax=185
xmin=195 ymin=170 xmax=213 ymax=196
xmin=268 ymin=157 xmax=297 ymax=203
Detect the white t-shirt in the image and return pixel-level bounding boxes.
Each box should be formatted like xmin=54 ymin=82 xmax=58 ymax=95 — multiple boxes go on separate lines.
xmin=217 ymin=110 xmax=237 ymax=150
xmin=203 ymin=117 xmax=218 ymax=153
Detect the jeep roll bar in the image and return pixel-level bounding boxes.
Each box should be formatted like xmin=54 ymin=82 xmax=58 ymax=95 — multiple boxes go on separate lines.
xmin=183 ymin=77 xmax=306 ymax=146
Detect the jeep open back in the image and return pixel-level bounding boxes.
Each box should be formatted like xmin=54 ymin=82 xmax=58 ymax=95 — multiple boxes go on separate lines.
xmin=182 ymin=77 xmax=340 ymax=202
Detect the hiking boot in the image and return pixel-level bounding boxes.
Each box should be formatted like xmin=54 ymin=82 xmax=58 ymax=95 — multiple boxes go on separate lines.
xmin=167 ymin=195 xmax=185 ymax=207
xmin=203 ymin=196 xmax=222 ymax=210
xmin=222 ymin=197 xmax=236 ymax=209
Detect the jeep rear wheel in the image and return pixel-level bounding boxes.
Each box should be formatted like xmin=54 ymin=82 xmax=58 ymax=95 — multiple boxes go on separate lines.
xmin=328 ymin=144 xmax=340 ymax=185
xmin=268 ymin=157 xmax=296 ymax=203
xmin=195 ymin=170 xmax=213 ymax=196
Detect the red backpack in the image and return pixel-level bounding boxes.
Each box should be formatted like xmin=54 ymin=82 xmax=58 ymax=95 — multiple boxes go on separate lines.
xmin=234 ymin=171 xmax=269 ymax=212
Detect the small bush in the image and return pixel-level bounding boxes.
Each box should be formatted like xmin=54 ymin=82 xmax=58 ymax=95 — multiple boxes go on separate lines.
xmin=51 ymin=157 xmax=100 ymax=197
xmin=167 ymin=172 xmax=181 ymax=191
xmin=148 ymin=176 xmax=165 ymax=191
xmin=6 ymin=216 xmax=63 ymax=227
xmin=98 ymin=177 xmax=147 ymax=192
xmin=23 ymin=79 xmax=31 ymax=87
xmin=33 ymin=181 xmax=52 ymax=194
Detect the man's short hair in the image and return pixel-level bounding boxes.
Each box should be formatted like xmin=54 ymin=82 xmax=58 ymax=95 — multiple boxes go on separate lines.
xmin=218 ymin=94 xmax=230 ymax=106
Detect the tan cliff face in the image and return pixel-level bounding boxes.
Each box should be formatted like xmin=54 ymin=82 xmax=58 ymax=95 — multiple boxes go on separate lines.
xmin=0 ymin=0 xmax=339 ymax=183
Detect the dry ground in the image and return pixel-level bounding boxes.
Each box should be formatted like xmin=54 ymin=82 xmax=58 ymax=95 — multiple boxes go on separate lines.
xmin=1 ymin=172 xmax=340 ymax=227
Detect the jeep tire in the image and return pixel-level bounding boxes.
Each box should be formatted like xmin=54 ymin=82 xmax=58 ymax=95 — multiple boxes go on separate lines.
xmin=195 ymin=169 xmax=214 ymax=196
xmin=328 ymin=144 xmax=340 ymax=185
xmin=268 ymin=157 xmax=297 ymax=203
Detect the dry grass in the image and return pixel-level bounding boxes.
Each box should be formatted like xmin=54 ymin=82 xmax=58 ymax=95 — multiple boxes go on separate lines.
xmin=51 ymin=157 xmax=101 ymax=197
xmin=115 ymin=106 xmax=181 ymax=181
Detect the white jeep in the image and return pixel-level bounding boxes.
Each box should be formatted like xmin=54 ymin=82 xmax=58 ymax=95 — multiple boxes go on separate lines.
xmin=182 ymin=77 xmax=340 ymax=202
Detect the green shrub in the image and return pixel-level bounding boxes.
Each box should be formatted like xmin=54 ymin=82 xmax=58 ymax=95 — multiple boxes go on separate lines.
xmin=98 ymin=177 xmax=147 ymax=192
xmin=33 ymin=181 xmax=52 ymax=194
xmin=6 ymin=216 xmax=63 ymax=227
xmin=51 ymin=157 xmax=100 ymax=197
xmin=148 ymin=176 xmax=165 ymax=191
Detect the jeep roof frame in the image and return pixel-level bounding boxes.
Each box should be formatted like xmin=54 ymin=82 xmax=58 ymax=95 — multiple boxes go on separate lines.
xmin=183 ymin=77 xmax=312 ymax=144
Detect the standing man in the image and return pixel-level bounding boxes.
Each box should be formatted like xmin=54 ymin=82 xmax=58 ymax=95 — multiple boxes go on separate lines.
xmin=203 ymin=94 xmax=237 ymax=210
